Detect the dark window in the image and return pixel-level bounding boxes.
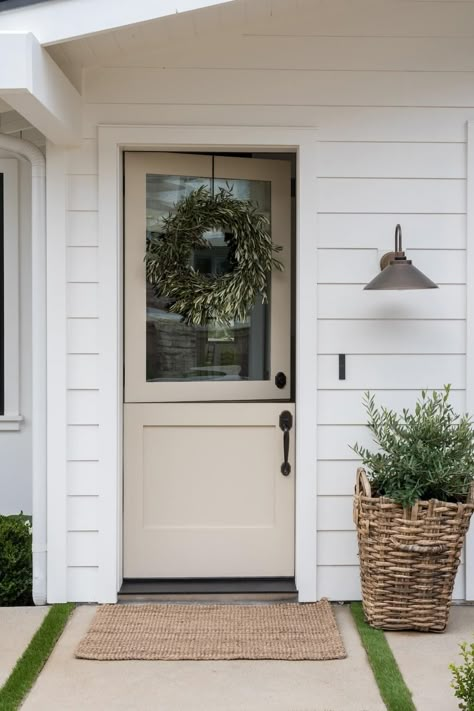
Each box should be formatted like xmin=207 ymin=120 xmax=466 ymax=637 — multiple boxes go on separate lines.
xmin=0 ymin=0 xmax=50 ymax=9
xmin=0 ymin=0 xmax=50 ymax=10
xmin=0 ymin=172 xmax=4 ymax=416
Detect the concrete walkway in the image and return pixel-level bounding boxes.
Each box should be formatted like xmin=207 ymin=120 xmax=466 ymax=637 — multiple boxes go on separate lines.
xmin=387 ymin=605 xmax=474 ymax=711
xmin=0 ymin=606 xmax=48 ymax=686
xmin=22 ymin=604 xmax=385 ymax=711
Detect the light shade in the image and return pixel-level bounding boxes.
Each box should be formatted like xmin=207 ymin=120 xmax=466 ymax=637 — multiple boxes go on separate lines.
xmin=364 ymin=225 xmax=438 ymax=291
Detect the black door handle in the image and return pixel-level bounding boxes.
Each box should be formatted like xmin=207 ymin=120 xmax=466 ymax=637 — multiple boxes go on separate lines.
xmin=279 ymin=410 xmax=293 ymax=476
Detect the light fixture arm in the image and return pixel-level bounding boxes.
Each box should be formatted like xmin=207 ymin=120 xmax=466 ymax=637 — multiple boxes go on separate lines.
xmin=394 ymin=223 xmax=403 ymax=255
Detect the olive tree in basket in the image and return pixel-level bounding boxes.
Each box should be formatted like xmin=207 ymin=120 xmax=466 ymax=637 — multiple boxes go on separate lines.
xmin=352 ymin=385 xmax=474 ymax=632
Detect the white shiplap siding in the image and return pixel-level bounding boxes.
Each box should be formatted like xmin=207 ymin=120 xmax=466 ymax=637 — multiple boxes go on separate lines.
xmin=64 ymin=0 xmax=473 ymax=600
xmin=66 ymin=139 xmax=100 ymax=601
xmin=316 ymin=137 xmax=466 ymax=599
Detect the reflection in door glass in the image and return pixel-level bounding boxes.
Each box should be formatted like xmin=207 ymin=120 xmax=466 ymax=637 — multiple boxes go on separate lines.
xmin=146 ymin=173 xmax=271 ymax=382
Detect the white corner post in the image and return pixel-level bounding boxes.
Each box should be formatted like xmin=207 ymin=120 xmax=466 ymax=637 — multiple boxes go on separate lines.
xmin=98 ymin=125 xmax=319 ymax=602
xmin=0 ymin=134 xmax=47 ymax=605
xmin=466 ymin=121 xmax=474 ymax=600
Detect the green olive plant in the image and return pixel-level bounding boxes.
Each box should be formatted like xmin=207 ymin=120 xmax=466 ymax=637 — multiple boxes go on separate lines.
xmin=352 ymin=385 xmax=474 ymax=508
xmin=450 ymin=639 xmax=474 ymax=711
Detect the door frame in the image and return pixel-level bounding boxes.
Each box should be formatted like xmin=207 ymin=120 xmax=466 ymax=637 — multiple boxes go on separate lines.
xmin=97 ymin=125 xmax=318 ymax=602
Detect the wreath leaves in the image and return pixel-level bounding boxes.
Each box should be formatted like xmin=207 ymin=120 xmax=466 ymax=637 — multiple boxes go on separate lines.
xmin=145 ymin=185 xmax=283 ymax=326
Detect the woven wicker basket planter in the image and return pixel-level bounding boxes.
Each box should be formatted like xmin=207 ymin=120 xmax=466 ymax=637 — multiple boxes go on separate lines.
xmin=354 ymin=467 xmax=474 ymax=632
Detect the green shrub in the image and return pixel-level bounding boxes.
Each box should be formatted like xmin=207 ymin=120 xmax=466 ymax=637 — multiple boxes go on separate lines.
xmin=450 ymin=639 xmax=474 ymax=710
xmin=0 ymin=513 xmax=32 ymax=606
xmin=352 ymin=385 xmax=474 ymax=508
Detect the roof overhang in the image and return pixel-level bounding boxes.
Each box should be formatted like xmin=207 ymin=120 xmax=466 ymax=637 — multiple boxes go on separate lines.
xmin=0 ymin=0 xmax=234 ymax=45
xmin=0 ymin=32 xmax=81 ymax=144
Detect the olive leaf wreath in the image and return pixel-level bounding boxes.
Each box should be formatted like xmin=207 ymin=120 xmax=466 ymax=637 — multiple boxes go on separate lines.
xmin=145 ymin=185 xmax=284 ymax=326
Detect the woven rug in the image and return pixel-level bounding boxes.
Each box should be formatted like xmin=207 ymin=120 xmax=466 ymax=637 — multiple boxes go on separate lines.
xmin=75 ymin=599 xmax=346 ymax=661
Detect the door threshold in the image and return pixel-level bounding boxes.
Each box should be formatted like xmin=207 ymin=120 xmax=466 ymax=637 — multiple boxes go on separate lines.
xmin=119 ymin=577 xmax=297 ymax=602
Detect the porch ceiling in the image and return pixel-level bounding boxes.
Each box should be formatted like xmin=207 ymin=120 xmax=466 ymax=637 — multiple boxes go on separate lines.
xmin=43 ymin=0 xmax=301 ymax=89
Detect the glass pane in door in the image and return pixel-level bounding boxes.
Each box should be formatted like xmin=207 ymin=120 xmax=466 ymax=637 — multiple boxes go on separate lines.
xmin=146 ymin=174 xmax=272 ymax=382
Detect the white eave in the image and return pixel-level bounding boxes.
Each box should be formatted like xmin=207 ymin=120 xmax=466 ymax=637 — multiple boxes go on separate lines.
xmin=0 ymin=0 xmax=235 ymax=45
xmin=0 ymin=32 xmax=81 ymax=144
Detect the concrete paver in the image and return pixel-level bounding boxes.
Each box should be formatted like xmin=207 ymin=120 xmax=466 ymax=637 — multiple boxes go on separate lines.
xmin=22 ymin=604 xmax=384 ymax=711
xmin=386 ymin=605 xmax=474 ymax=711
xmin=0 ymin=606 xmax=48 ymax=687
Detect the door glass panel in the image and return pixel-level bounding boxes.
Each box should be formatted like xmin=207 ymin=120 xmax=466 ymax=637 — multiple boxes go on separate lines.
xmin=146 ymin=174 xmax=272 ymax=382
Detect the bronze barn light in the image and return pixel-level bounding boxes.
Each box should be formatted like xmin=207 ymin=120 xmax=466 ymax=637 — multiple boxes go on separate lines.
xmin=364 ymin=224 xmax=438 ymax=291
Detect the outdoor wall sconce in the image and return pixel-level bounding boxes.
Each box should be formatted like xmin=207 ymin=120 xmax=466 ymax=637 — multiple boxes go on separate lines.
xmin=364 ymin=224 xmax=438 ymax=291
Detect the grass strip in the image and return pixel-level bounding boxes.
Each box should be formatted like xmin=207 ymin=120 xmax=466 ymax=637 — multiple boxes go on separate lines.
xmin=0 ymin=603 xmax=75 ymax=711
xmin=350 ymin=602 xmax=416 ymax=711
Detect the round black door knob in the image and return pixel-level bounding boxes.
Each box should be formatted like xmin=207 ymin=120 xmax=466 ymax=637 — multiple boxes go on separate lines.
xmin=275 ymin=372 xmax=287 ymax=389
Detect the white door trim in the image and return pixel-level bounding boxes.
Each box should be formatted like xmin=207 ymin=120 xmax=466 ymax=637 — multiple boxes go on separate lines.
xmin=97 ymin=125 xmax=318 ymax=603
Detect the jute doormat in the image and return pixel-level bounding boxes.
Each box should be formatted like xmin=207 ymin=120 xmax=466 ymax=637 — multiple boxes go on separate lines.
xmin=75 ymin=599 xmax=346 ymax=661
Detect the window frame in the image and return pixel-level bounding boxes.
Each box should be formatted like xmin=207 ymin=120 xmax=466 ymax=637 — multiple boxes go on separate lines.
xmin=0 ymin=159 xmax=22 ymax=430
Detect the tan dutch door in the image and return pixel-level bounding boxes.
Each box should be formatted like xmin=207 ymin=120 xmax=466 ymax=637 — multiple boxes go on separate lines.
xmin=124 ymin=152 xmax=294 ymax=579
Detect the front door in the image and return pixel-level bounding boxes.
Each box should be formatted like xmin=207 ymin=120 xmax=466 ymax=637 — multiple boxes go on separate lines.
xmin=123 ymin=152 xmax=294 ymax=579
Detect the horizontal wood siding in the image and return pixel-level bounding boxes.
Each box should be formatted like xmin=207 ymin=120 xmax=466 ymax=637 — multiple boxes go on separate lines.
xmin=65 ymin=139 xmax=99 ymax=598
xmin=64 ymin=0 xmax=473 ymax=600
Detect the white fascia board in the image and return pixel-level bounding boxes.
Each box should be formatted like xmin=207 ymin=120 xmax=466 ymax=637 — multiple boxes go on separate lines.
xmin=0 ymin=0 xmax=234 ymax=46
xmin=0 ymin=33 xmax=81 ymax=145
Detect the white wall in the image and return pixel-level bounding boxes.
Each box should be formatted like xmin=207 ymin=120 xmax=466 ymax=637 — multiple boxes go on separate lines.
xmin=0 ymin=156 xmax=32 ymax=515
xmin=61 ymin=0 xmax=474 ymax=601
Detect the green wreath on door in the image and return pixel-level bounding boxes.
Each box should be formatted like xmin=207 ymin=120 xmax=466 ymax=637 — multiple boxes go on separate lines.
xmin=145 ymin=185 xmax=284 ymax=326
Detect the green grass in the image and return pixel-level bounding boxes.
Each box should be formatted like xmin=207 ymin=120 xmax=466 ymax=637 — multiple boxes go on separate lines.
xmin=0 ymin=603 xmax=75 ymax=711
xmin=351 ymin=602 xmax=416 ymax=711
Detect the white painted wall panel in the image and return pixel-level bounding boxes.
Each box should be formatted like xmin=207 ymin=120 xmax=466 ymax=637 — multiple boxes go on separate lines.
xmin=127 ymin=35 xmax=474 ymax=73
xmin=317 ymin=496 xmax=355 ymax=531
xmin=67 ymin=284 xmax=99 ymax=318
xmin=255 ymin=0 xmax=474 ymax=38
xmin=67 ymin=319 xmax=99 ymax=355
xmin=67 ymin=496 xmax=99 ymax=531
xmin=67 ymin=461 xmax=99 ymax=496
xmin=318 ymin=390 xmax=466 ymax=426
xmin=66 ymin=140 xmax=97 ymax=175
xmin=83 ymin=104 xmax=474 ymax=143
xmin=454 ymin=568 xmax=465 ymax=601
xmin=318 ymin=425 xmax=377 ymax=462
xmin=67 ymin=355 xmax=99 ymax=389
xmin=67 ymin=425 xmax=99 ymax=461
xmin=317 ymin=250 xmax=465 ymax=285
xmin=317 ymin=214 xmax=466 ymax=250
xmin=318 ymin=142 xmax=466 ymax=179
xmin=318 ymin=285 xmax=465 ymax=320
xmin=67 ymin=567 xmax=98 ymax=602
xmin=67 ymin=390 xmax=99 ymax=425
xmin=317 ymin=355 xmax=466 ymax=390
xmin=318 ymin=179 xmax=465 ymax=215
xmin=317 ymin=461 xmax=360 ymax=497
xmin=317 ymin=532 xmax=358 ymax=566
xmin=67 ymin=532 xmax=100 ymax=566
xmin=67 ymin=211 xmax=98 ymax=247
xmin=66 ymin=247 xmax=98 ymax=283
xmin=85 ymin=67 xmax=474 ymax=108
xmin=318 ymin=320 xmax=465 ymax=354
xmin=318 ymin=567 xmax=361 ymax=601
xmin=67 ymin=175 xmax=98 ymax=211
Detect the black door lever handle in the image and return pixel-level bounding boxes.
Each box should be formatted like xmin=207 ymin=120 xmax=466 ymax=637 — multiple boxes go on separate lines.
xmin=279 ymin=410 xmax=293 ymax=476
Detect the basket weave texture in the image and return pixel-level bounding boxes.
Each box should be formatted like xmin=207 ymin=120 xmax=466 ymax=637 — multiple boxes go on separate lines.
xmin=354 ymin=467 xmax=474 ymax=632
